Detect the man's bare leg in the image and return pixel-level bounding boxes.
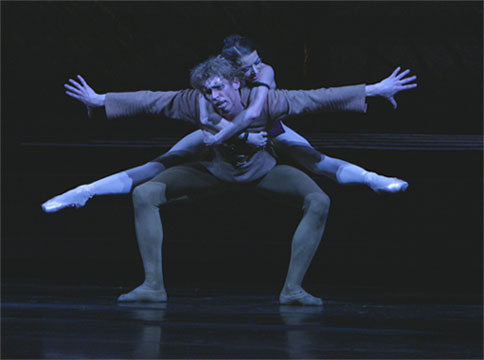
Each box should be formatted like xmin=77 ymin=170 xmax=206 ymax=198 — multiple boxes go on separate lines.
xmin=118 ymin=164 xmax=221 ymax=302
xmin=118 ymin=181 xmax=168 ymax=302
xmin=257 ymin=165 xmax=329 ymax=306
xmin=279 ymin=192 xmax=329 ymax=306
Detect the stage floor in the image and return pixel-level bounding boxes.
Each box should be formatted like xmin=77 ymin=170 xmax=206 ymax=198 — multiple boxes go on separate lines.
xmin=2 ymin=283 xmax=482 ymax=359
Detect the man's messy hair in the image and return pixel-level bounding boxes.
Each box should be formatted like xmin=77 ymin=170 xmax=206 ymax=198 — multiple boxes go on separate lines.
xmin=190 ymin=56 xmax=245 ymax=91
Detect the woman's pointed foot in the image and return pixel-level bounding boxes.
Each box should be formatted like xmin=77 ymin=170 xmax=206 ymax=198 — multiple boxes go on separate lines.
xmin=41 ymin=185 xmax=94 ymax=213
xmin=366 ymin=172 xmax=408 ymax=194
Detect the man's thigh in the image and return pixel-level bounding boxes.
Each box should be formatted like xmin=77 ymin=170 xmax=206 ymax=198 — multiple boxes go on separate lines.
xmin=147 ymin=162 xmax=222 ymax=201
xmin=255 ymin=165 xmax=325 ymax=205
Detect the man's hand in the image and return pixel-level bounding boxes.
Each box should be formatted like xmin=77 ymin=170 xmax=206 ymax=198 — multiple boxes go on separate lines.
xmin=366 ymin=67 xmax=417 ymax=109
xmin=64 ymin=75 xmax=106 ymax=116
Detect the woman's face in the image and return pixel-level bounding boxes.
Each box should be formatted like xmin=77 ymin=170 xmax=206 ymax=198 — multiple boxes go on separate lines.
xmin=238 ymin=50 xmax=263 ymax=82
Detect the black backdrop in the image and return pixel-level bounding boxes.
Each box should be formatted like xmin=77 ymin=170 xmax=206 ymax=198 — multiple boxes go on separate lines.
xmin=2 ymin=2 xmax=482 ymax=294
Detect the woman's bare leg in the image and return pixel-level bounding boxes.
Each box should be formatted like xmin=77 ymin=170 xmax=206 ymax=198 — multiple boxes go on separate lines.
xmin=41 ymin=130 xmax=205 ymax=212
xmin=274 ymin=123 xmax=408 ymax=193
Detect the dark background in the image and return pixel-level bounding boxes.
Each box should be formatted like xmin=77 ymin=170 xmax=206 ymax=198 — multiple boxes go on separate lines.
xmin=2 ymin=2 xmax=482 ymax=295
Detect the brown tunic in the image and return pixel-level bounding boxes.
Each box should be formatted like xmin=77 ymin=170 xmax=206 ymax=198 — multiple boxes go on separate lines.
xmin=105 ymin=85 xmax=367 ymax=182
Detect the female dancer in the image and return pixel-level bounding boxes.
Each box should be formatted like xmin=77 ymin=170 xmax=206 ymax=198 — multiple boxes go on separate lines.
xmin=42 ymin=35 xmax=410 ymax=212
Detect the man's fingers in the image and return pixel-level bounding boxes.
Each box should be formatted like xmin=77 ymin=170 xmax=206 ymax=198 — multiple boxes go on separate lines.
xmin=396 ymin=69 xmax=410 ymax=79
xmin=77 ymin=75 xmax=88 ymax=87
xmin=64 ymin=84 xmax=82 ymax=95
xmin=68 ymin=78 xmax=83 ymax=90
xmin=65 ymin=91 xmax=81 ymax=101
xmin=400 ymin=75 xmax=417 ymax=84
xmin=389 ymin=97 xmax=398 ymax=109
xmin=391 ymin=66 xmax=401 ymax=77
xmin=401 ymin=83 xmax=418 ymax=90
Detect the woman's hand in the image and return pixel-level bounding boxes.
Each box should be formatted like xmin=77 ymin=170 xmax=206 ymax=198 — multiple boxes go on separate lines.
xmin=202 ymin=130 xmax=218 ymax=146
xmin=246 ymin=131 xmax=268 ymax=148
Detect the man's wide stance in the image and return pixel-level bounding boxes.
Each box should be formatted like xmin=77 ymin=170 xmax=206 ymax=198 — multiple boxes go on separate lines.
xmin=59 ymin=56 xmax=417 ymax=305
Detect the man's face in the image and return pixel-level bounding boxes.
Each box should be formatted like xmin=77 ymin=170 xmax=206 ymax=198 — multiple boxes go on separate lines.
xmin=238 ymin=50 xmax=262 ymax=82
xmin=201 ymin=75 xmax=241 ymax=116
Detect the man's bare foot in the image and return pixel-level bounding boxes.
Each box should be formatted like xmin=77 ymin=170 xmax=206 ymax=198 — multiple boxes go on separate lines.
xmin=279 ymin=288 xmax=323 ymax=306
xmin=117 ymin=283 xmax=167 ymax=302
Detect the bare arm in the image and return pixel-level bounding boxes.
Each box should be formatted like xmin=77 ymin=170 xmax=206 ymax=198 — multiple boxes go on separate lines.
xmin=203 ymin=65 xmax=275 ymax=146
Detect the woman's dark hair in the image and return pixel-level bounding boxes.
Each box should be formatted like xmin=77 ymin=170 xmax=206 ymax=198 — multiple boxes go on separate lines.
xmin=220 ymin=34 xmax=256 ymax=65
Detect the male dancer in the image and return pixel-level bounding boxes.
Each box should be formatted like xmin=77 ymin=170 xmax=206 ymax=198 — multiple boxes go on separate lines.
xmin=42 ymin=35 xmax=412 ymax=213
xmin=63 ymin=56 xmax=416 ymax=305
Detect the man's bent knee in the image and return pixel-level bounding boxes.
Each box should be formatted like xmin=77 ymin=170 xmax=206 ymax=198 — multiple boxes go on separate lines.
xmin=303 ymin=192 xmax=330 ymax=220
xmin=132 ymin=182 xmax=167 ymax=208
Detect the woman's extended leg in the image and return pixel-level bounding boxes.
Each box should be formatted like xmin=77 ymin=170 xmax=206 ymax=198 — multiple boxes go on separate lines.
xmin=273 ymin=123 xmax=408 ymax=193
xmin=41 ymin=130 xmax=205 ymax=212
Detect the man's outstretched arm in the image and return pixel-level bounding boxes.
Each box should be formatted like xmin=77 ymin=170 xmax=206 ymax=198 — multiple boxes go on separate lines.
xmin=64 ymin=75 xmax=106 ymax=117
xmin=64 ymin=75 xmax=198 ymax=123
xmin=268 ymin=67 xmax=417 ymax=120
xmin=365 ymin=67 xmax=417 ymax=108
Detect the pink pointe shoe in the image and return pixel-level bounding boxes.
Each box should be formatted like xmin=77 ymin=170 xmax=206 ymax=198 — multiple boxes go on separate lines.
xmin=41 ymin=185 xmax=94 ymax=213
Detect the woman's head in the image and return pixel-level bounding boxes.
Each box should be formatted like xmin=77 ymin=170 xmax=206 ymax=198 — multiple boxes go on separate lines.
xmin=221 ymin=34 xmax=256 ymax=63
xmin=221 ymin=35 xmax=263 ymax=82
